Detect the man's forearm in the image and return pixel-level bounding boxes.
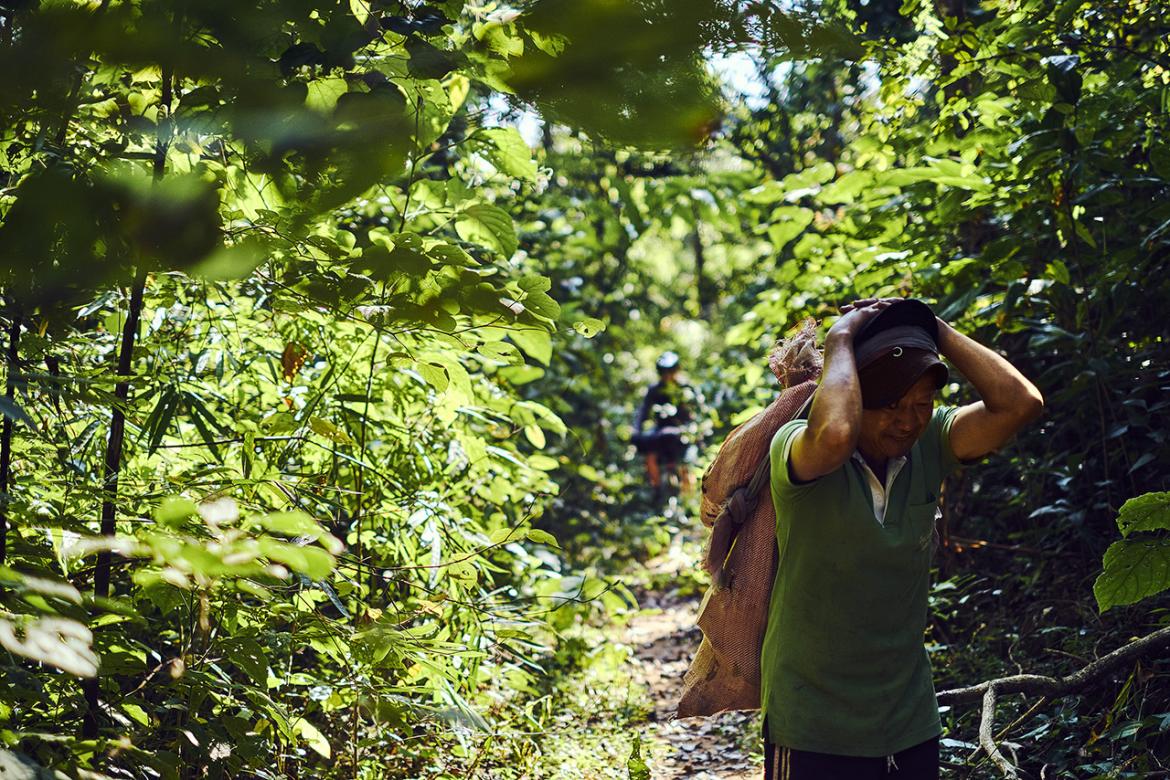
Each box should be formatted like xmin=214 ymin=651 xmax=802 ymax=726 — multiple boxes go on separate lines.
xmin=937 ymin=320 xmax=1044 ymax=415
xmin=806 ymin=332 xmax=863 ymax=447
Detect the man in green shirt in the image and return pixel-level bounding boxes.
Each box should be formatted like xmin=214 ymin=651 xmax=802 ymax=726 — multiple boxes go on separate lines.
xmin=762 ymin=298 xmax=1044 ymax=780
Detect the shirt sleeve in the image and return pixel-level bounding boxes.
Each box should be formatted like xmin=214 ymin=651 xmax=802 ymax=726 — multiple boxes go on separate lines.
xmin=770 ymin=418 xmax=815 ymax=497
xmin=931 ymin=405 xmax=964 ymax=476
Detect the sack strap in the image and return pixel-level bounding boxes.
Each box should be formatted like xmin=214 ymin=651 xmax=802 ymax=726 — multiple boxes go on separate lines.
xmin=702 ymin=392 xmax=815 ymax=588
xmin=702 ymin=453 xmax=773 ymax=587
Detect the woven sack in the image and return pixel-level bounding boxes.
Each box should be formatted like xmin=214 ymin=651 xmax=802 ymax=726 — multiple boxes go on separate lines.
xmin=676 ymin=322 xmax=822 ymax=718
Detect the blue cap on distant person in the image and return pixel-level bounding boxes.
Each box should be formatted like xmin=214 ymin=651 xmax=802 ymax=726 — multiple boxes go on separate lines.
xmin=656 ymin=351 xmax=680 ymax=372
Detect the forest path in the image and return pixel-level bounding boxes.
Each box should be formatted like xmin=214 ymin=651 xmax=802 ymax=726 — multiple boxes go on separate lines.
xmin=621 ymin=541 xmax=761 ymax=780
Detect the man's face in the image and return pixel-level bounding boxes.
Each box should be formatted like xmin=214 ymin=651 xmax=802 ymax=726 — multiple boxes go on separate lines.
xmin=857 ymin=373 xmax=937 ymax=461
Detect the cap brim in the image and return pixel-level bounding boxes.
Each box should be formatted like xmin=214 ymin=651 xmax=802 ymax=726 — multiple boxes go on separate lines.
xmin=859 ymin=351 xmax=948 ymax=409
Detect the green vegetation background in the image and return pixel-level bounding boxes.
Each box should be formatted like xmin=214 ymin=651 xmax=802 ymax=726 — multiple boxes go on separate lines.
xmin=0 ymin=0 xmax=1167 ymax=777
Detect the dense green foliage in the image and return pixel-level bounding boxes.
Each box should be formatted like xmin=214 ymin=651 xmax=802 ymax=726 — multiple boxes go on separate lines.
xmin=0 ymin=0 xmax=1168 ymax=777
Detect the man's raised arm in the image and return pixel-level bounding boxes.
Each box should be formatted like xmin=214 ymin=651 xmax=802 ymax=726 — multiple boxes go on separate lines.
xmin=787 ymin=300 xmax=893 ymax=483
xmin=937 ymin=319 xmax=1045 ymax=462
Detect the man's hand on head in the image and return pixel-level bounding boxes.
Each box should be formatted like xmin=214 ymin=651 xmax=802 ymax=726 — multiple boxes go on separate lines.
xmin=838 ymin=297 xmax=905 ymax=315
xmin=827 ymin=299 xmax=897 ymax=343
xmin=929 ymin=318 xmax=1045 ymax=462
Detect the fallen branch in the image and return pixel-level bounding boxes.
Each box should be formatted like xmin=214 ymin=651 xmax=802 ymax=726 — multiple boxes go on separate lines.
xmin=967 ymin=696 xmax=1048 ymax=766
xmin=980 ymin=686 xmax=1019 ymax=779
xmin=937 ymin=625 xmax=1170 ymax=778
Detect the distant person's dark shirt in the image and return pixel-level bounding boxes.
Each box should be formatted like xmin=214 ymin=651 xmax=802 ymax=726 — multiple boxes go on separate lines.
xmin=634 ymin=381 xmax=694 ymax=432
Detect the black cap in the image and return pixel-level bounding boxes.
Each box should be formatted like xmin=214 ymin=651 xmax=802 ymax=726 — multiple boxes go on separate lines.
xmin=854 ymin=298 xmax=941 ymax=348
xmin=853 ymin=300 xmax=948 ymax=408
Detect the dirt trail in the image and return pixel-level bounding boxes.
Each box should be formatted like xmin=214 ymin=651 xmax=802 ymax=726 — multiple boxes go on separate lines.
xmin=623 ymin=547 xmax=761 ymax=780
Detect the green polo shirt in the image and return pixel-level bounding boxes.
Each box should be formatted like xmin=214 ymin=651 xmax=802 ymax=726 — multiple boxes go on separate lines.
xmin=761 ymin=406 xmax=962 ymax=757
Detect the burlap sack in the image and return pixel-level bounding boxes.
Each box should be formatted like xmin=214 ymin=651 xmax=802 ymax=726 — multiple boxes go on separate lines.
xmin=676 ymin=322 xmax=822 ymax=719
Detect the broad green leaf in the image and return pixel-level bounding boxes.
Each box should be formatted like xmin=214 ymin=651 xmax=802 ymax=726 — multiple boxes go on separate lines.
xmin=416 ymin=362 xmax=450 ymax=392
xmin=521 ymin=289 xmax=560 ymax=321
xmin=448 ymin=559 xmax=479 ymax=585
xmin=818 ymin=170 xmax=874 ymax=204
xmin=122 ymin=702 xmax=150 ymax=726
xmin=0 ymin=570 xmax=82 ymax=604
xmin=305 ymin=78 xmax=348 ymax=113
xmin=498 ymin=365 xmax=545 ymax=385
xmin=573 ymin=318 xmax=606 ymax=338
xmin=0 ymin=616 xmax=98 ymax=677
xmin=352 ymin=624 xmax=403 ymax=666
xmin=744 ymin=181 xmax=790 ymax=205
xmin=428 ymin=352 xmax=474 ymax=403
xmin=1116 ymin=492 xmax=1170 ymax=537
xmin=525 ymin=528 xmax=559 ymax=547
xmin=518 ymin=274 xmax=551 ymax=293
xmin=508 ymin=327 xmax=552 ymax=366
xmin=477 ymin=341 xmax=523 ymax=364
xmin=428 ymin=241 xmax=477 ymax=267
xmin=155 ymin=497 xmax=198 ymax=528
xmin=730 ymin=404 xmax=765 ymax=426
xmin=627 ymin=734 xmax=650 ymax=780
xmin=309 ymin=417 xmax=354 ymax=445
xmin=0 ymin=397 xmax=34 ymax=427
xmin=1094 ymin=536 xmax=1170 ymax=612
xmin=1044 ymin=260 xmax=1071 ymax=285
xmin=528 ymin=454 xmax=558 ymax=471
xmin=489 ymin=527 xmax=520 ymax=545
xmin=768 ymin=206 xmax=815 ymax=251
xmin=446 ymin=74 xmax=471 ymax=112
xmin=523 ymin=424 xmax=546 ymax=449
xmin=259 ymin=539 xmax=335 ymax=581
xmin=456 ymin=203 xmax=518 ymax=257
xmin=512 ymin=400 xmax=567 ymax=435
xmin=226 ymin=638 xmax=270 ymax=686
xmin=291 ymin=717 xmax=332 ymax=759
xmin=505 ymin=0 xmax=723 ymax=148
xmin=261 ymin=412 xmax=300 ymax=434
xmin=406 ymin=37 xmax=465 ymax=80
xmin=480 ymin=127 xmax=537 ymax=182
xmin=782 ymin=161 xmax=836 ymax=190
xmin=883 ymin=166 xmax=990 ymax=191
xmin=192 ymin=239 xmax=267 ymax=282
xmin=259 ymin=511 xmax=324 ymax=539
xmin=348 ymin=0 xmax=370 ymax=24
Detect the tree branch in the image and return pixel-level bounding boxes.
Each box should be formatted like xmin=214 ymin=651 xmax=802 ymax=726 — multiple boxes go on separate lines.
xmin=980 ymin=685 xmax=1022 ymax=779
xmin=938 ymin=625 xmax=1170 ymax=777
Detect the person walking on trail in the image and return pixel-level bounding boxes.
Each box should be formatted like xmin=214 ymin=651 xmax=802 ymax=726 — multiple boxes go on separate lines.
xmin=632 ymin=351 xmax=700 ymax=499
xmin=762 ymin=298 xmax=1044 ymax=780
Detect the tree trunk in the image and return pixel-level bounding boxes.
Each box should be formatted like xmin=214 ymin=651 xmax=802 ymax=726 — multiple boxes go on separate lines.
xmin=690 ymin=208 xmax=715 ymax=320
xmin=91 ymin=271 xmax=148 ymax=600
xmin=83 ymin=56 xmax=172 ymax=740
xmin=936 ymin=0 xmax=970 ymax=103
xmin=82 ymin=269 xmax=148 ymax=738
xmin=0 ymin=315 xmax=20 ymax=564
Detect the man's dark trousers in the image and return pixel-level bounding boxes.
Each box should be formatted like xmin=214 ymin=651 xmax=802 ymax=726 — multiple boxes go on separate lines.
xmin=764 ymin=737 xmax=939 ymax=780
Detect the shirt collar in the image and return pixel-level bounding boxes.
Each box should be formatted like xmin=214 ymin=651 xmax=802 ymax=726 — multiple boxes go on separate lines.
xmin=850 ymin=451 xmax=908 ymax=469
